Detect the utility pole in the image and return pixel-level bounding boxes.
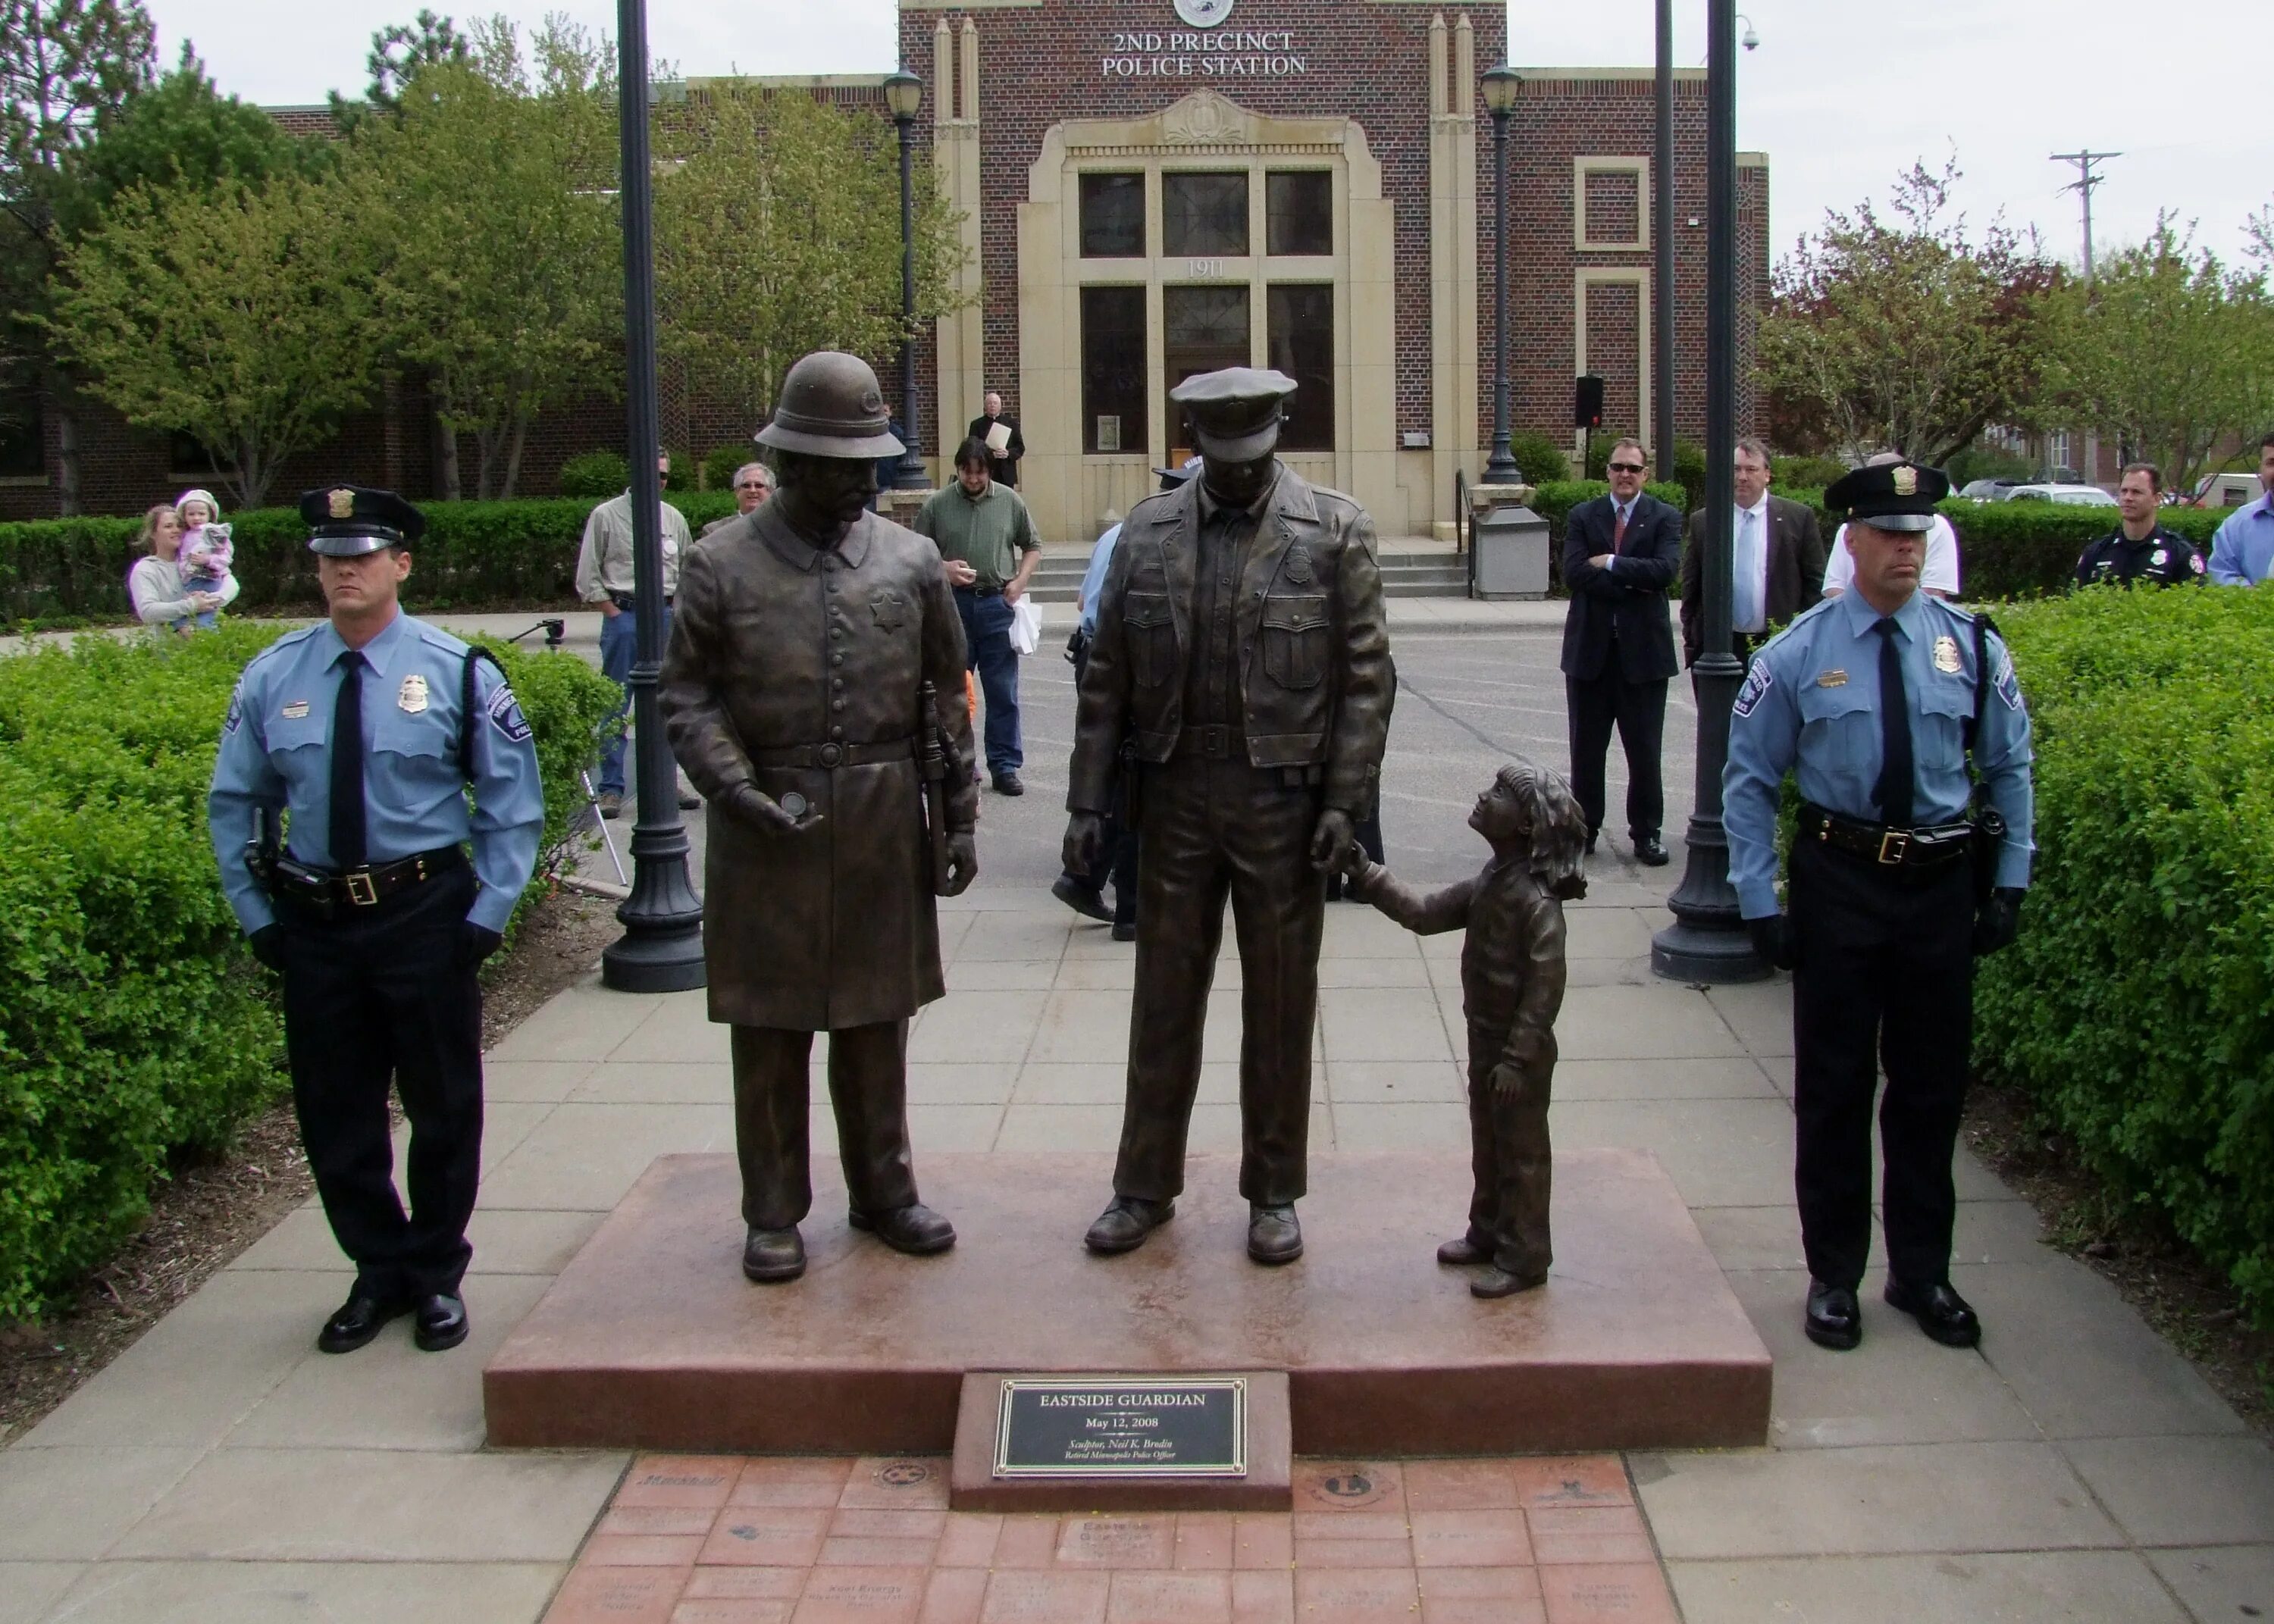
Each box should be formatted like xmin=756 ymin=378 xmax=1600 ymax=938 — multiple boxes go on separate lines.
xmin=2051 ymin=149 xmax=2119 ymax=481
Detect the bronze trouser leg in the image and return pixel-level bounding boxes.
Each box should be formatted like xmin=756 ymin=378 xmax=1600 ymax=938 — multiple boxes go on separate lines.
xmin=732 ymin=1025 xmax=815 ymax=1231
xmin=1114 ymin=757 xmax=1320 ymax=1206
xmin=1469 ymin=1022 xmax=1555 ymax=1278
xmin=824 ymin=1019 xmax=920 ymax=1219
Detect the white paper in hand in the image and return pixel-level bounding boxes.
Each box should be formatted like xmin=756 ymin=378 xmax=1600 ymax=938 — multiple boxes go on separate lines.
xmin=1010 ymin=595 xmax=1042 ymax=656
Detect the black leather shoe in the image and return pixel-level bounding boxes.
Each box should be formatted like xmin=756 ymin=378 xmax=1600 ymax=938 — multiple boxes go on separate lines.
xmin=1633 ymin=835 xmax=1670 ymax=867
xmin=991 ymin=774 xmax=1024 ymax=796
xmin=412 ymin=1293 xmax=468 ymax=1353
xmin=1804 ymin=1280 xmax=1862 ymax=1350
xmin=1436 ymin=1233 xmax=1490 ymax=1266
xmin=1471 ymin=1265 xmax=1547 ymax=1299
xmin=1248 ymin=1203 xmax=1303 ymax=1265
xmin=677 ymin=790 xmax=700 ymax=810
xmin=850 ymin=1203 xmax=957 ymax=1256
xmin=743 ymin=1225 xmax=807 ymax=1283
xmin=1051 ymin=875 xmax=1113 ymax=922
xmin=317 ymin=1291 xmax=409 ymax=1354
xmin=1084 ymin=1197 xmax=1173 ymax=1254
xmin=1585 ymin=831 xmax=1599 ymax=856
xmin=1111 ymin=920 xmax=1137 ymax=942
xmin=1884 ymin=1278 xmax=1982 ymax=1347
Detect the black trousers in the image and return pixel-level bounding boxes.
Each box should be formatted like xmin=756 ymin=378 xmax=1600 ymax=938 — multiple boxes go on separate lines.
xmin=1115 ymin=754 xmax=1322 ymax=1206
xmin=278 ymin=865 xmax=483 ymax=1300
xmin=1565 ymin=664 xmax=1667 ymax=841
xmin=731 ymin=1022 xmax=920 ymax=1231
xmin=1789 ymin=838 xmax=1975 ymax=1290
xmin=1461 ymin=1021 xmax=1554 ymax=1278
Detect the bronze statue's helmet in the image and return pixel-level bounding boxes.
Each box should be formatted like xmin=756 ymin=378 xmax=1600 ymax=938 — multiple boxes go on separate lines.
xmin=755 ymin=352 xmax=906 ymax=460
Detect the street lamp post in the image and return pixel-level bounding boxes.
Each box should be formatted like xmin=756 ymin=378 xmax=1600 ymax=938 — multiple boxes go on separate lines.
xmin=600 ymin=0 xmax=706 ymax=993
xmin=1480 ymin=64 xmax=1522 ymax=486
xmin=1652 ymin=0 xmax=1674 ymax=477
xmin=884 ymin=68 xmax=929 ymax=492
xmin=1651 ymin=0 xmax=1767 ymax=983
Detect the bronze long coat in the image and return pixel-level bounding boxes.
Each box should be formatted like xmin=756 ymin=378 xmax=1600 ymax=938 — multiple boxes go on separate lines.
xmin=661 ymin=502 xmax=976 ymax=1032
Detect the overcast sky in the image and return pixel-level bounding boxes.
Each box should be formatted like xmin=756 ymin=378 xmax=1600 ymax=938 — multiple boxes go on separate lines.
xmin=146 ymin=0 xmax=2272 ymax=269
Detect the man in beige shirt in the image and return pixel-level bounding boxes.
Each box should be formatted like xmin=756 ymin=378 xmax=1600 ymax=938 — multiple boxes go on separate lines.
xmin=576 ymin=449 xmax=695 ymax=814
xmin=702 ymin=462 xmax=774 ymax=538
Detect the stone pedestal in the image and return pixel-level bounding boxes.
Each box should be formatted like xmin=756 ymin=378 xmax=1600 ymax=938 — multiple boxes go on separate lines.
xmin=484 ymin=1150 xmax=1770 ymax=1458
xmin=1467 ymin=480 xmax=1549 ymax=599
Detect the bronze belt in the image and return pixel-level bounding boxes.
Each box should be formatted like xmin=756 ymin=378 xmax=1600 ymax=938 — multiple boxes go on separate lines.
xmin=1176 ymin=724 xmax=1247 ymax=759
xmin=1798 ymin=804 xmax=1972 ymax=869
xmin=750 ymin=737 xmax=916 ymax=770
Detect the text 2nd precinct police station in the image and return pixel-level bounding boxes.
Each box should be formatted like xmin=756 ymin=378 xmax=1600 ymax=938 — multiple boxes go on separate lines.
xmin=1101 ymin=30 xmax=1310 ymax=78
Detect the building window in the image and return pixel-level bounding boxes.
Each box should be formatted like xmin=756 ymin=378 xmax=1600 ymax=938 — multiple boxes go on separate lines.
xmin=1081 ymin=286 xmax=1147 ymax=455
xmin=1267 ymin=285 xmax=1334 ymax=452
xmin=0 ymin=395 xmax=42 ymax=479
xmin=1163 ymin=172 xmax=1248 ymax=258
xmin=1079 ymin=173 xmax=1145 ymax=258
xmin=170 ymin=429 xmax=224 ymax=480
xmin=1164 ymin=285 xmax=1251 ymax=462
xmin=1265 ymin=172 xmax=1332 ymax=258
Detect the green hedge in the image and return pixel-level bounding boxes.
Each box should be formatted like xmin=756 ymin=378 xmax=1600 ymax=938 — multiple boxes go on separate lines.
xmin=0 ymin=493 xmax=740 ymax=626
xmin=1975 ymin=587 xmax=2274 ymax=1325
xmin=0 ymin=620 xmax=619 ymax=1321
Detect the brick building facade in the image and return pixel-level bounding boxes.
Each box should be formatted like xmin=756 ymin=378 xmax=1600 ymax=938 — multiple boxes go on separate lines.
xmin=0 ymin=1 xmax=1770 ymax=540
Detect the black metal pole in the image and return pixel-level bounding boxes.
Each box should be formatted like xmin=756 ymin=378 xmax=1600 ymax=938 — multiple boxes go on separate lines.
xmin=1653 ymin=0 xmax=1675 ymax=471
xmin=1483 ymin=105 xmax=1519 ymax=484
xmin=1652 ymin=0 xmax=1765 ymax=983
xmin=601 ymin=0 xmax=706 ymax=993
xmin=891 ymin=109 xmax=928 ymax=490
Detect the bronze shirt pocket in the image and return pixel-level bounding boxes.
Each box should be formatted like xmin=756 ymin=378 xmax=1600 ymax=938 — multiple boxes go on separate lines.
xmin=1123 ymin=591 xmax=1176 ymax=688
xmin=1261 ymin=594 xmax=1331 ymax=690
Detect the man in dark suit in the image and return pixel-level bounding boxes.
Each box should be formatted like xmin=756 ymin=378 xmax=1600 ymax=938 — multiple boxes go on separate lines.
xmin=1680 ymin=437 xmax=1827 ymax=671
xmin=1560 ymin=437 xmax=1682 ymax=865
xmin=966 ymin=390 xmax=1024 ymax=488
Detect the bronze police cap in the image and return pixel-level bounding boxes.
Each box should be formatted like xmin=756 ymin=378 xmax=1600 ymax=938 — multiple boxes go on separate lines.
xmin=756 ymin=352 xmax=907 ymax=461
xmin=1170 ymin=366 xmax=1298 ymax=462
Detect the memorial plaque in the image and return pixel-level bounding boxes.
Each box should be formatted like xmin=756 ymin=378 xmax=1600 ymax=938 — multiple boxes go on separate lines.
xmin=993 ymin=1376 xmax=1246 ymax=1478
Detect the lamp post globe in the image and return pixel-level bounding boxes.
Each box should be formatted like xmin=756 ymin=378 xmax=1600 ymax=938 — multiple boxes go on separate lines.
xmin=885 ymin=68 xmax=929 ymax=492
xmin=1480 ymin=64 xmax=1523 ymax=486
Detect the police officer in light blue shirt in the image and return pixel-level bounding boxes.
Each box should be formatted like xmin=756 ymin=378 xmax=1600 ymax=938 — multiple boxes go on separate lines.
xmin=1724 ymin=459 xmax=2032 ymax=1359
xmin=208 ymin=486 xmax=543 ymax=1359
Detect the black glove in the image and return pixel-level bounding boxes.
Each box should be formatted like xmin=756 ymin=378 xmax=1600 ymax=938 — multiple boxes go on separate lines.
xmin=459 ymin=922 xmax=504 ymax=968
xmin=247 ymin=923 xmax=287 ymax=973
xmin=1972 ymin=887 xmax=2025 ymax=956
xmin=1746 ymin=912 xmax=1797 ymax=972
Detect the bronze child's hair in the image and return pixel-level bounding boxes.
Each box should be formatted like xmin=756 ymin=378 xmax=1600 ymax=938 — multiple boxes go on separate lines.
xmin=1493 ymin=760 xmax=1590 ymax=902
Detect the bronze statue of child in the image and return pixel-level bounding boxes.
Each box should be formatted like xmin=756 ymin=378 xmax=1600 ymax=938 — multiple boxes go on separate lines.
xmin=1341 ymin=760 xmax=1588 ymax=1297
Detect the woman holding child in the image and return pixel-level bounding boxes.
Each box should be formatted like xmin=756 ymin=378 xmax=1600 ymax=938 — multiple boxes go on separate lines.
xmin=126 ymin=489 xmax=240 ymax=634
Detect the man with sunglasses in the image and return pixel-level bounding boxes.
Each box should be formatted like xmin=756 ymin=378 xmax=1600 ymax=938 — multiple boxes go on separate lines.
xmin=1558 ymin=437 xmax=1682 ymax=865
xmin=703 ymin=462 xmax=775 ymax=537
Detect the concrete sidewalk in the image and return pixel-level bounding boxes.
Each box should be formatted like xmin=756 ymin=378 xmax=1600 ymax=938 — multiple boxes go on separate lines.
xmin=2 ymin=876 xmax=2267 ymax=1622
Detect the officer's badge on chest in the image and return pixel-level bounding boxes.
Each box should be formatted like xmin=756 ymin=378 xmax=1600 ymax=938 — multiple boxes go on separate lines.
xmin=399 ymin=673 xmax=429 ymax=713
xmin=1932 ymin=635 xmax=1962 ymax=674
xmin=871 ymin=590 xmax=908 ymax=632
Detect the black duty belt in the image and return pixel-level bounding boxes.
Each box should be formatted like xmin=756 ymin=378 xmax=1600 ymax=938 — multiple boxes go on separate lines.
xmin=607 ymin=592 xmax=673 ymax=612
xmin=1176 ymin=724 xmax=1247 ymax=759
xmin=952 ymin=583 xmax=1004 ymax=598
xmin=1799 ymin=804 xmax=1972 ymax=870
xmin=750 ymin=737 xmax=915 ymax=770
xmin=274 ymin=844 xmax=466 ymax=912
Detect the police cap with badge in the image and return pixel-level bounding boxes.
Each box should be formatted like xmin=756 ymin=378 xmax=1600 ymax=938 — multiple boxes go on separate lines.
xmin=1170 ymin=367 xmax=1298 ymax=460
xmin=1825 ymin=460 xmax=1949 ymax=532
xmin=299 ymin=485 xmax=427 ymax=555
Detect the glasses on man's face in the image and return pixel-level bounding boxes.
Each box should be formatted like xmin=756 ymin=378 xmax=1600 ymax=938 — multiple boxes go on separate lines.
xmin=736 ymin=481 xmax=770 ymax=493
xmin=1608 ymin=462 xmax=1646 ymax=474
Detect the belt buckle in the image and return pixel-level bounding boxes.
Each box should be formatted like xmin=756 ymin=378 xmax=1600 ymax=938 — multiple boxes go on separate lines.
xmin=343 ymin=870 xmax=380 ymax=906
xmin=818 ymin=743 xmax=844 ymax=768
xmin=1876 ymin=831 xmax=1910 ymax=866
xmin=1200 ymin=724 xmax=1227 ymax=758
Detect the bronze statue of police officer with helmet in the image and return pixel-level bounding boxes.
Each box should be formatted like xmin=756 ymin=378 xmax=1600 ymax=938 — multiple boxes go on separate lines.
xmin=661 ymin=350 xmax=980 ymax=1286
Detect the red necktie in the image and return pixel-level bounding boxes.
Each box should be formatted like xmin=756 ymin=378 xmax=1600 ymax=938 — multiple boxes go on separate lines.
xmin=1613 ymin=507 xmax=1629 ymax=553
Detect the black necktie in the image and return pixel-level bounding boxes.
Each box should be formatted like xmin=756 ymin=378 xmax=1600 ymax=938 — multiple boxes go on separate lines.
xmin=1873 ymin=619 xmax=1915 ymax=829
xmin=330 ymin=651 xmax=368 ymax=870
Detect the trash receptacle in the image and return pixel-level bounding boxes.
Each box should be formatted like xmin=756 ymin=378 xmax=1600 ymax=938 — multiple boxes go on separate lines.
xmin=1472 ymin=504 xmax=1550 ymax=599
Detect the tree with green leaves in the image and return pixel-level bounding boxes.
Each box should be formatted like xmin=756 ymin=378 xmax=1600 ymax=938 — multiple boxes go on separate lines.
xmin=346 ymin=17 xmax=620 ymax=499
xmin=0 ymin=0 xmax=155 ymax=510
xmin=49 ymin=169 xmax=378 ymax=507
xmin=1758 ymin=158 xmax=2066 ymax=465
xmin=653 ymin=86 xmax=970 ymax=436
xmin=2043 ymin=218 xmax=2274 ymax=493
xmin=327 ymin=8 xmax=471 ymax=133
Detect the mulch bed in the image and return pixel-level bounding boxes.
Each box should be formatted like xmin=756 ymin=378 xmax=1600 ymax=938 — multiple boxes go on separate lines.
xmin=0 ymin=885 xmax=622 ymax=1446
xmin=1964 ymin=1079 xmax=2272 ymax=1441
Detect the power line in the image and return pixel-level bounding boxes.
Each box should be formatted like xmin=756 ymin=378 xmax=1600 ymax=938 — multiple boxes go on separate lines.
xmin=2050 ymin=149 xmax=2120 ymax=280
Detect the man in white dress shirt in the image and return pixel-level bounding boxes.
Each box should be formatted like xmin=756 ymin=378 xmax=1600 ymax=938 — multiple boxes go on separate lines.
xmin=1822 ymin=452 xmax=1959 ymax=600
xmin=1680 ymin=438 xmax=1827 ymax=675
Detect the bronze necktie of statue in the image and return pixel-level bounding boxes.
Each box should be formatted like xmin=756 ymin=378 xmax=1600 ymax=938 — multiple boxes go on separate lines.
xmin=660 ymin=351 xmax=980 ymax=1285
xmin=1063 ymin=367 xmax=1394 ymax=1265
xmin=1341 ymin=761 xmax=1587 ymax=1297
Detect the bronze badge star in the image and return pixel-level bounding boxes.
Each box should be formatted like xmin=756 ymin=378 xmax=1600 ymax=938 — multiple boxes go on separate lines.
xmin=871 ymin=590 xmax=908 ymax=632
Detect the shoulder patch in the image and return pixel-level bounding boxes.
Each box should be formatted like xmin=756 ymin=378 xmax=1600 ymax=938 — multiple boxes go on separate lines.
xmin=1991 ymin=639 xmax=2023 ymax=712
xmin=1733 ymin=659 xmax=1775 ymax=718
xmin=223 ymin=684 xmax=244 ymax=736
xmin=487 ymin=681 xmax=533 ymax=743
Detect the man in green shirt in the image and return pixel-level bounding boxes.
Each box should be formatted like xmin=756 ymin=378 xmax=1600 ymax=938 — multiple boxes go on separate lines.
xmin=916 ymin=438 xmax=1043 ymax=794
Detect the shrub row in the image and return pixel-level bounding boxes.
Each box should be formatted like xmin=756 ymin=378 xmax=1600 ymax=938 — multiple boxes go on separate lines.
xmin=0 ymin=620 xmax=619 ymax=1320
xmin=1975 ymin=587 xmax=2274 ymax=1325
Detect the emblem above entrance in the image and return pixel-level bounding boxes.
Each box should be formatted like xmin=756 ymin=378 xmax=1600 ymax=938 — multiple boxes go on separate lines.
xmin=1174 ymin=0 xmax=1235 ymax=26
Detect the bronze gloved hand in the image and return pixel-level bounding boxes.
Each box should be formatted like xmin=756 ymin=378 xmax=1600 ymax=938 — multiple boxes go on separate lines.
xmin=941 ymin=831 xmax=979 ymax=897
xmin=1972 ymin=887 xmax=2025 ymax=956
xmin=724 ymin=782 xmax=820 ymax=837
xmin=1488 ymin=1060 xmax=1530 ymax=1100
xmin=1309 ymin=809 xmax=1354 ymax=872
xmin=1062 ymin=812 xmax=1105 ymax=876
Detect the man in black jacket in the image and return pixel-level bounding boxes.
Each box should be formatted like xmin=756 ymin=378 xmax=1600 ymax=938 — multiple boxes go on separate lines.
xmin=1559 ymin=438 xmax=1682 ymax=865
